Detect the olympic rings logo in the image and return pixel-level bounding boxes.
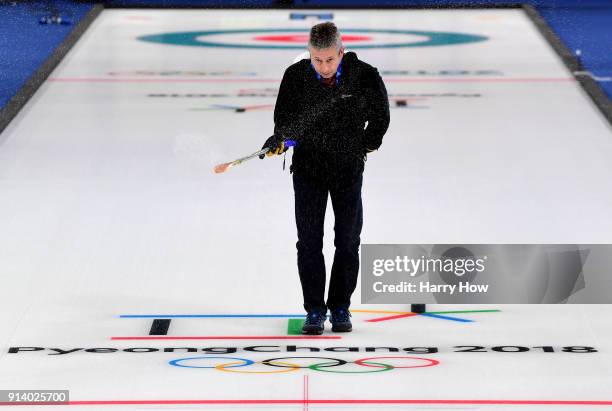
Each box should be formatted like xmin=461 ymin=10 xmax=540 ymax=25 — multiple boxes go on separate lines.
xmin=168 ymin=356 xmax=439 ymax=373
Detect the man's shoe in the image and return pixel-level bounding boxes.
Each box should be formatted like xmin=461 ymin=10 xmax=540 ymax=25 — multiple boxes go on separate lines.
xmin=330 ymin=307 xmax=352 ymax=332
xmin=302 ymin=309 xmax=327 ymax=335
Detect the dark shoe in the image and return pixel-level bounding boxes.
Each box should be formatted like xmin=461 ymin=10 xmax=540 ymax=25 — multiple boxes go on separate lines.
xmin=330 ymin=307 xmax=352 ymax=332
xmin=302 ymin=309 xmax=327 ymax=335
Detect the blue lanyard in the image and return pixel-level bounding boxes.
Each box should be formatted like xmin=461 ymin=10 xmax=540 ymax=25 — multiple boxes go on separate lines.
xmin=312 ymin=58 xmax=343 ymax=85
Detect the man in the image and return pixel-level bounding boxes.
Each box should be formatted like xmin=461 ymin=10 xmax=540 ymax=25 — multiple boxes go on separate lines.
xmin=262 ymin=22 xmax=390 ymax=334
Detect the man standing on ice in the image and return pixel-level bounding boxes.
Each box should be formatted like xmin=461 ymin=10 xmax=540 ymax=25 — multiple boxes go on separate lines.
xmin=261 ymin=22 xmax=390 ymax=334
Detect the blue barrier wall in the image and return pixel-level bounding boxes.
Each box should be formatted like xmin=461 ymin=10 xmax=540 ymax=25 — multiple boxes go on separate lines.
xmin=0 ymin=1 xmax=93 ymax=109
xmin=105 ymin=0 xmax=608 ymax=6
xmin=539 ymin=6 xmax=612 ymax=98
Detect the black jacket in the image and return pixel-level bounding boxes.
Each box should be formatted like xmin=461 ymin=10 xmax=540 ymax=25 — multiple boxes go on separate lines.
xmin=273 ymin=51 xmax=390 ymax=184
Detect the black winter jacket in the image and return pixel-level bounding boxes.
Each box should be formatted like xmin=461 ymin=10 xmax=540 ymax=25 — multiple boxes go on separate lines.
xmin=273 ymin=51 xmax=390 ymax=184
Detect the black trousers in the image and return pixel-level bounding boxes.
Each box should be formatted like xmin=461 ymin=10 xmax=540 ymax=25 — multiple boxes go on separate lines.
xmin=292 ymin=171 xmax=363 ymax=313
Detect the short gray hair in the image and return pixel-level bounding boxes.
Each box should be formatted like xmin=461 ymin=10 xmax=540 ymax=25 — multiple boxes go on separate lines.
xmin=308 ymin=22 xmax=342 ymax=51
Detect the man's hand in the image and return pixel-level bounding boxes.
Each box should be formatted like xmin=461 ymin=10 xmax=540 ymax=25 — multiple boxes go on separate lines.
xmin=267 ymin=140 xmax=291 ymax=157
xmin=259 ymin=134 xmax=289 ymax=159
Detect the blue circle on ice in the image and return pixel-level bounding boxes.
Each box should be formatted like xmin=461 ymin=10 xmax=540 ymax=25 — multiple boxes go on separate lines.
xmin=138 ymin=28 xmax=488 ymax=49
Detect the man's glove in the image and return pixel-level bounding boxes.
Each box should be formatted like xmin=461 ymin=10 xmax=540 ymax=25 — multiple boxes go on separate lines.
xmin=259 ymin=134 xmax=290 ymax=159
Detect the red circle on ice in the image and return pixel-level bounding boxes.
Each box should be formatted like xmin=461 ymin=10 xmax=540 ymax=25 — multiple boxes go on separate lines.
xmin=253 ymin=34 xmax=372 ymax=43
